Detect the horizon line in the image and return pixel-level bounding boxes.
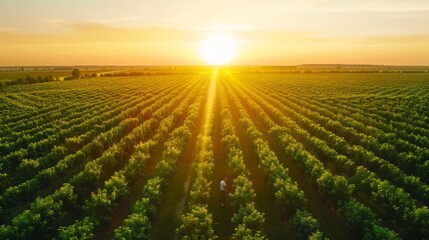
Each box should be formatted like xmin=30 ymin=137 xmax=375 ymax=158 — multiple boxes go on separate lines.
xmin=1 ymin=63 xmax=429 ymax=68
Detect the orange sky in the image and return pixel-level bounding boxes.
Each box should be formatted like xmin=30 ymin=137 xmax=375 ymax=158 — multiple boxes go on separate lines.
xmin=1 ymin=0 xmax=429 ymax=65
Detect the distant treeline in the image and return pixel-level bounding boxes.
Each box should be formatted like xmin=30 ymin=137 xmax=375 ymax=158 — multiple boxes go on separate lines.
xmin=0 ymin=71 xmax=186 ymax=88
xmin=100 ymin=71 xmax=188 ymax=77
xmin=3 ymin=69 xmax=427 ymax=88
xmin=0 ymin=75 xmax=57 ymax=87
xmin=0 ymin=69 xmax=93 ymax=88
xmin=240 ymin=70 xmax=429 ymax=74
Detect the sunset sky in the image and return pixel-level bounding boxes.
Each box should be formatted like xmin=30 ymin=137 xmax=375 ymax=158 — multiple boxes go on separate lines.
xmin=1 ymin=0 xmax=429 ymax=65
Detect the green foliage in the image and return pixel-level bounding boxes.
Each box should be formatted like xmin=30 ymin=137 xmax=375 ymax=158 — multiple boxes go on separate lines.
xmin=16 ymin=159 xmax=39 ymax=177
xmin=232 ymin=224 xmax=267 ymax=240
xmin=142 ymin=177 xmax=163 ymax=208
xmin=363 ymin=224 xmax=401 ymax=240
xmin=219 ymin=90 xmax=267 ymax=239
xmin=110 ymin=89 xmax=203 ymax=240
xmin=232 ymin=203 xmax=265 ymax=232
xmin=0 ymin=74 xmax=55 ymax=87
xmin=289 ymin=210 xmax=321 ymax=240
xmin=316 ymin=171 xmax=352 ymax=200
xmin=83 ymin=172 xmax=128 ymax=222
xmin=176 ymin=205 xmax=216 ymax=240
xmin=123 ymin=141 xmax=152 ymax=182
xmin=112 ymin=213 xmax=151 ymax=240
xmin=57 ymin=217 xmax=96 ymax=240
xmin=230 ymin=175 xmax=256 ymax=208
xmin=9 ymin=184 xmax=76 ymax=239
xmin=155 ymin=159 xmax=174 ymax=180
xmin=273 ymin=178 xmax=306 ymax=217
xmin=189 ymin=177 xmax=212 ymax=205
xmin=3 ymin=72 xmax=429 ymax=240
xmin=339 ymin=199 xmax=379 ymax=238
xmin=308 ymin=230 xmax=328 ymax=240
xmin=408 ymin=206 xmax=429 ymax=239
xmin=0 ymin=173 xmax=7 ymax=190
xmin=71 ymin=69 xmax=81 ymax=79
xmin=227 ymin=147 xmax=248 ymax=177
xmin=113 ymin=197 xmax=156 ymax=240
xmin=372 ymin=180 xmax=414 ymax=220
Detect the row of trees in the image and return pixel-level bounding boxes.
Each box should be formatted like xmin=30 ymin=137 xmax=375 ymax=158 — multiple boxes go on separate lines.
xmin=1 ymin=116 xmax=147 ymax=238
xmin=226 ymin=77 xmax=397 ymax=236
xmin=0 ymin=117 xmax=139 ymax=224
xmin=0 ymin=68 xmax=83 ymax=88
xmin=284 ymin=88 xmax=429 ymax=201
xmin=0 ymin=68 xmax=207 ymax=89
xmin=59 ymin=77 xmax=203 ymax=238
xmin=1 ymin=100 xmax=127 ymax=180
xmin=0 ymin=76 xmax=171 ymax=163
xmin=1 ymin=78 xmax=182 ymax=186
xmin=271 ymin=114 xmax=427 ymax=238
xmin=223 ymin=80 xmax=326 ymax=239
xmin=114 ymin=87 xmax=205 ymax=239
xmin=328 ymin=97 xmax=429 ymax=177
xmin=266 ymin=88 xmax=429 ymax=201
xmin=0 ymin=75 xmax=56 ymax=87
xmin=240 ymin=79 xmax=429 ymax=208
xmin=339 ymin=95 xmax=429 ymax=135
xmin=283 ymin=91 xmax=429 ymax=182
xmin=0 ymin=76 xmax=164 ymax=129
xmin=0 ymin=81 xmax=194 ymax=228
xmin=218 ymin=84 xmax=266 ymax=239
xmin=176 ymin=135 xmax=216 ymax=239
xmin=231 ymin=77 xmax=418 ymax=238
xmin=176 ymin=93 xmax=217 ymax=239
xmin=1 ymin=91 xmax=128 ymax=155
xmin=254 ymin=74 xmax=429 ymax=152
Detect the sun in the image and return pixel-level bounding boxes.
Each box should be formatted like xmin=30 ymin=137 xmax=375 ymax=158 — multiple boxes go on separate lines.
xmin=199 ymin=34 xmax=238 ymax=65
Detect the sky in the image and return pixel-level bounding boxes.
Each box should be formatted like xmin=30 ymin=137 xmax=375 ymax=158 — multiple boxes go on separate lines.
xmin=1 ymin=0 xmax=429 ymax=65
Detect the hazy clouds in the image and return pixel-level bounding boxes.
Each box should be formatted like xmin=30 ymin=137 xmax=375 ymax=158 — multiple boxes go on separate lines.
xmin=0 ymin=0 xmax=428 ymax=65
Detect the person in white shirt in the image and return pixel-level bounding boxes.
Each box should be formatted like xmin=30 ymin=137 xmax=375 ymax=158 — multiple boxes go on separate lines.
xmin=220 ymin=177 xmax=227 ymax=207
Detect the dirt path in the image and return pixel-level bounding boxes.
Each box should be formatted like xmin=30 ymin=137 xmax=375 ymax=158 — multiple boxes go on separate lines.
xmin=150 ymin=77 xmax=208 ymax=239
xmin=221 ymin=78 xmax=290 ymax=239
xmin=208 ymin=86 xmax=234 ymax=239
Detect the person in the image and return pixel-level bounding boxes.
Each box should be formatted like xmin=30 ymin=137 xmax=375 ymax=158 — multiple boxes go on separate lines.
xmin=220 ymin=177 xmax=227 ymax=207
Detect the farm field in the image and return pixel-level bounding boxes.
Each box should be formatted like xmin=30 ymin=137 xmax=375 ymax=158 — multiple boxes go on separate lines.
xmin=0 ymin=70 xmax=429 ymax=240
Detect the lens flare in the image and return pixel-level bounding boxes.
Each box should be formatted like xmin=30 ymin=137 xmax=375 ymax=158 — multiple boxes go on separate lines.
xmin=199 ymin=34 xmax=238 ymax=65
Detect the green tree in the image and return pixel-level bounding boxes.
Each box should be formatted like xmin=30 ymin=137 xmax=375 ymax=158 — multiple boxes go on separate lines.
xmin=71 ymin=68 xmax=81 ymax=79
xmin=409 ymin=206 xmax=429 ymax=239
xmin=339 ymin=199 xmax=379 ymax=239
xmin=230 ymin=175 xmax=256 ymax=208
xmin=273 ymin=179 xmax=306 ymax=218
xmin=176 ymin=205 xmax=216 ymax=240
xmin=232 ymin=224 xmax=266 ymax=240
xmin=363 ymin=224 xmax=401 ymax=240
xmin=231 ymin=203 xmax=265 ymax=231
xmin=289 ymin=210 xmax=321 ymax=240
xmin=57 ymin=217 xmax=96 ymax=240
xmin=112 ymin=214 xmax=151 ymax=240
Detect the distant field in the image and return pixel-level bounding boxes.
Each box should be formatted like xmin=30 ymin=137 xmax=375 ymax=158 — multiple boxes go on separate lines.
xmin=0 ymin=66 xmax=209 ymax=84
xmin=0 ymin=71 xmax=429 ymax=239
xmin=2 ymin=64 xmax=428 ymax=82
xmin=0 ymin=70 xmax=95 ymax=80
